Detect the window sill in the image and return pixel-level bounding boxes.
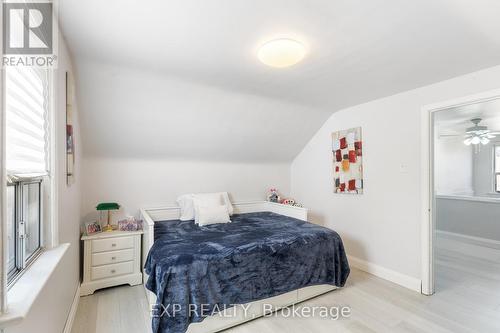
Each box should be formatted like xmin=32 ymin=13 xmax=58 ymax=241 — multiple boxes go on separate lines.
xmin=0 ymin=243 xmax=69 ymax=328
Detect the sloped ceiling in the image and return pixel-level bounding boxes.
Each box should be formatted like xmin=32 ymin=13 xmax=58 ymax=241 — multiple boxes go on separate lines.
xmin=59 ymin=0 xmax=500 ymax=161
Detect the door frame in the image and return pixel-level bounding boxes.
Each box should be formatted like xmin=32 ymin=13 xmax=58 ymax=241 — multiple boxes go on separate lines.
xmin=420 ymin=88 xmax=500 ymax=295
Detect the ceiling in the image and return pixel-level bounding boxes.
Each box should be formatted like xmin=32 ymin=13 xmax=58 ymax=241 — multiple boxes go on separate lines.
xmin=73 ymin=61 xmax=331 ymax=161
xmin=58 ymin=0 xmax=500 ymax=161
xmin=435 ymin=98 xmax=500 ymax=136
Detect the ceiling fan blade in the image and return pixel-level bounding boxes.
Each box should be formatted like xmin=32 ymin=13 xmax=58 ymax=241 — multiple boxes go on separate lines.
xmin=439 ymin=134 xmax=460 ymax=137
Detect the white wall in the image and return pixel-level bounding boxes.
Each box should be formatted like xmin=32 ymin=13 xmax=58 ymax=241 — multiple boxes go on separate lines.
xmin=436 ymin=197 xmax=500 ymax=241
xmin=75 ymin=61 xmax=331 ymax=163
xmin=7 ymin=33 xmax=82 ymax=333
xmin=81 ymin=157 xmax=289 ymax=223
xmin=76 ymin=61 xmax=321 ymax=223
xmin=435 ymin=139 xmax=500 ymax=241
xmin=291 ymin=65 xmax=500 ymax=281
xmin=435 ymin=137 xmax=473 ymax=195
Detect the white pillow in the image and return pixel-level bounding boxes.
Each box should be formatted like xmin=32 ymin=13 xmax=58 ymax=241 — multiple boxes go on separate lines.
xmin=196 ymin=204 xmax=231 ymax=226
xmin=193 ymin=193 xmax=224 ymax=224
xmin=177 ymin=192 xmax=234 ymax=222
xmin=176 ymin=194 xmax=195 ymax=221
xmin=221 ymin=192 xmax=234 ymax=216
xmin=194 ymin=193 xmax=224 ymax=206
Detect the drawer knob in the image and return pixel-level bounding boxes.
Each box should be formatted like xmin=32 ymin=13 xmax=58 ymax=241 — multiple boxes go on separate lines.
xmin=111 ymin=243 xmax=117 ymax=247
xmin=111 ymin=269 xmax=116 ymax=274
xmin=111 ymin=256 xmax=116 ymax=260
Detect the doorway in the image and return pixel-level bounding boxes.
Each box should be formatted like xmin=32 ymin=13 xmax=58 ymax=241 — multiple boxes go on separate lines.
xmin=422 ymin=90 xmax=500 ymax=296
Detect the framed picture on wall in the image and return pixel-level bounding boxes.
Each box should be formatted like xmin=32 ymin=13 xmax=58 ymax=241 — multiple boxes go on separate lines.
xmin=66 ymin=71 xmax=75 ymax=185
xmin=332 ymin=127 xmax=363 ymax=194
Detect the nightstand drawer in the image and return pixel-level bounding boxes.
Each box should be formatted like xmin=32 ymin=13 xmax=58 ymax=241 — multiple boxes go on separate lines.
xmin=91 ymin=261 xmax=134 ymax=280
xmin=92 ymin=249 xmax=134 ymax=266
xmin=92 ymin=236 xmax=134 ymax=253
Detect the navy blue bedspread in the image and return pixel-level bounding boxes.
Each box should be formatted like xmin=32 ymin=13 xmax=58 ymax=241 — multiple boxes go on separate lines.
xmin=145 ymin=211 xmax=350 ymax=333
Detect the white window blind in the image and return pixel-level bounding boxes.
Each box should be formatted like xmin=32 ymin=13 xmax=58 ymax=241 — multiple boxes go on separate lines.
xmin=5 ymin=67 xmax=49 ymax=177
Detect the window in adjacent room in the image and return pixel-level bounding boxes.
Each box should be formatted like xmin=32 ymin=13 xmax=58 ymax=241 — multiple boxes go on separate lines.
xmin=4 ymin=67 xmax=50 ymax=286
xmin=495 ymin=145 xmax=500 ymax=193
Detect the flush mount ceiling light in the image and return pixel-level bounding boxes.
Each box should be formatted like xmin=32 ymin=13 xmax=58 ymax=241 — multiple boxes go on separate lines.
xmin=257 ymin=38 xmax=306 ymax=68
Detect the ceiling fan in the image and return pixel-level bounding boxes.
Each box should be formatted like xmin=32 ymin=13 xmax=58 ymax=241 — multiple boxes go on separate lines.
xmin=462 ymin=118 xmax=499 ymax=145
xmin=439 ymin=118 xmax=500 ymax=146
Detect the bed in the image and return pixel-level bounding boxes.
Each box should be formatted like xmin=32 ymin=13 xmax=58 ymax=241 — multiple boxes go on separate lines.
xmin=141 ymin=201 xmax=349 ymax=333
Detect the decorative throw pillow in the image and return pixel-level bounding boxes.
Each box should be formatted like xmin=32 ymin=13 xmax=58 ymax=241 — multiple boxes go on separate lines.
xmin=193 ymin=193 xmax=224 ymax=224
xmin=177 ymin=192 xmax=234 ymax=222
xmin=196 ymin=204 xmax=231 ymax=226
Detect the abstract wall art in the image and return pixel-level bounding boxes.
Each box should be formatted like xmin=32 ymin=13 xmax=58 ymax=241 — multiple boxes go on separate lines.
xmin=66 ymin=71 xmax=76 ymax=186
xmin=332 ymin=127 xmax=363 ymax=194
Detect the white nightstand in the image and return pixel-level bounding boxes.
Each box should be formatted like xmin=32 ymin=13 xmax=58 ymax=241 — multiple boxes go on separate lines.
xmin=80 ymin=230 xmax=143 ymax=296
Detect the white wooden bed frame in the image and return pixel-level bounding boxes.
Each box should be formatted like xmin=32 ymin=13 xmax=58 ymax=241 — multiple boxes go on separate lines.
xmin=140 ymin=201 xmax=336 ymax=333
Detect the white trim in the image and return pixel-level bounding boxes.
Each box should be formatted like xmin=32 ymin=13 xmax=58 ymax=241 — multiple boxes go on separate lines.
xmin=0 ymin=15 xmax=7 ymax=313
xmin=347 ymin=255 xmax=421 ymax=292
xmin=80 ymin=230 xmax=143 ymax=241
xmin=420 ymin=98 xmax=434 ymax=296
xmin=266 ymin=201 xmax=308 ymax=220
xmin=0 ymin=243 xmax=69 ymax=328
xmin=63 ymin=284 xmax=80 ymax=333
xmin=0 ymin=30 xmax=8 ymax=314
xmin=48 ymin=68 xmax=59 ymax=248
xmin=420 ymin=88 xmax=500 ymax=296
xmin=436 ymin=230 xmax=500 ymax=250
xmin=436 ymin=194 xmax=500 ymax=204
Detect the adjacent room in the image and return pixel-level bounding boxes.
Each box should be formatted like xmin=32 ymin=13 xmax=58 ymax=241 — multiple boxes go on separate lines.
xmin=1 ymin=1 xmax=500 ymax=333
xmin=433 ymin=100 xmax=500 ymax=320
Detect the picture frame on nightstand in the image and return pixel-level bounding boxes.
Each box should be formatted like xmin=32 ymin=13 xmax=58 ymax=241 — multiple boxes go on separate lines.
xmin=85 ymin=221 xmax=102 ymax=235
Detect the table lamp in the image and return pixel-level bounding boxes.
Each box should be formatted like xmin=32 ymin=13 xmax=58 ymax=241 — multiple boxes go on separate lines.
xmin=96 ymin=202 xmax=120 ymax=232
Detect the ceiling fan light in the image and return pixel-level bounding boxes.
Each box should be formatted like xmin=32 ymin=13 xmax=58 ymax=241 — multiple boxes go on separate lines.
xmin=471 ymin=136 xmax=481 ymax=145
xmin=480 ymin=137 xmax=490 ymax=145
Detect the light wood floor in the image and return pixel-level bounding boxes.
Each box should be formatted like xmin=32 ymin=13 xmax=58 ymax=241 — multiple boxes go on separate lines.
xmin=71 ymin=237 xmax=500 ymax=333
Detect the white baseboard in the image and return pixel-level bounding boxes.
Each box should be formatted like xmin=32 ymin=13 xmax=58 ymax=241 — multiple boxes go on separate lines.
xmin=347 ymin=255 xmax=421 ymax=293
xmin=63 ymin=285 xmax=80 ymax=333
xmin=436 ymin=230 xmax=500 ymax=250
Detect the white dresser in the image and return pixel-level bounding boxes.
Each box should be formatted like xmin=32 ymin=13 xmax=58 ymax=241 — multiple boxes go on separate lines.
xmin=80 ymin=230 xmax=143 ymax=296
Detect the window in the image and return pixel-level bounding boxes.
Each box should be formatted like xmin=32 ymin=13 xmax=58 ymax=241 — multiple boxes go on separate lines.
xmin=6 ymin=185 xmax=16 ymax=280
xmin=4 ymin=66 xmax=49 ymax=285
xmin=6 ymin=180 xmax=43 ymax=284
xmin=495 ymin=145 xmax=500 ymax=193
